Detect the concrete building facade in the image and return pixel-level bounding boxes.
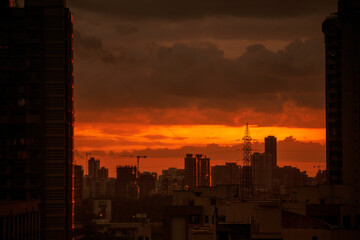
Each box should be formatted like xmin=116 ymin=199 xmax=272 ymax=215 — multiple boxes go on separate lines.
xmin=323 ymin=0 xmax=360 ymax=202
xmin=0 ymin=1 xmax=74 ymax=238
xmin=265 ymin=136 xmax=277 ymax=168
xmin=211 ymin=163 xmax=241 ymax=186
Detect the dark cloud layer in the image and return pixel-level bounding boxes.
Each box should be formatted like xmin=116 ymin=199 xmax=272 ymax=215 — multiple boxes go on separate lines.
xmin=72 ymin=0 xmax=336 ymax=20
xmin=74 ymin=31 xmax=325 ymax=114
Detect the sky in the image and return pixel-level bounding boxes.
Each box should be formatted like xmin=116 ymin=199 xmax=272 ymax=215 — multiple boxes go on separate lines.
xmin=70 ymin=0 xmax=338 ymax=177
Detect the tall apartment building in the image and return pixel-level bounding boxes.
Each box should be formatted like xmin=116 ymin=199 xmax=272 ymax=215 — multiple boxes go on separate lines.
xmin=197 ymin=154 xmax=210 ymax=187
xmin=0 ymin=1 xmax=74 ymax=239
xmin=139 ymin=171 xmax=157 ymax=198
xmin=184 ymin=154 xmax=197 ymax=189
xmin=98 ymin=166 xmax=109 ymax=180
xmin=88 ymin=157 xmax=100 ymax=179
xmin=74 ymin=165 xmax=84 ymax=217
xmin=105 ymin=177 xmax=116 ymax=198
xmin=323 ymin=0 xmax=360 ymax=201
xmin=265 ymin=136 xmax=277 ymax=168
xmin=184 ymin=154 xmax=211 ymax=188
xmin=116 ymin=165 xmax=137 ymax=199
xmin=159 ymin=167 xmax=185 ymax=194
xmin=211 ymin=163 xmax=241 ymax=186
xmin=251 ymin=153 xmax=273 ymax=192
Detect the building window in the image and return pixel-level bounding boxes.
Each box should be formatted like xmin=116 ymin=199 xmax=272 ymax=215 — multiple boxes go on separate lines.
xmin=18 ymin=98 xmax=25 ymax=106
xmin=218 ymin=215 xmax=226 ymax=223
xmin=205 ymin=215 xmax=209 ymax=224
xmin=343 ymin=215 xmax=351 ymax=227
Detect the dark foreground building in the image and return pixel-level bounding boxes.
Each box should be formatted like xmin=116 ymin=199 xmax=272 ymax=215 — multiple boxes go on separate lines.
xmin=0 ymin=0 xmax=74 ymax=239
xmin=323 ymin=0 xmax=360 ymax=201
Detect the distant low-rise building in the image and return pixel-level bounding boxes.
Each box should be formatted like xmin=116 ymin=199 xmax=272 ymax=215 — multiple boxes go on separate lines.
xmin=211 ymin=163 xmax=241 ymax=186
xmin=251 ymin=152 xmax=273 ymax=192
xmin=139 ymin=171 xmax=157 ymax=198
xmin=158 ymin=167 xmax=185 ymax=194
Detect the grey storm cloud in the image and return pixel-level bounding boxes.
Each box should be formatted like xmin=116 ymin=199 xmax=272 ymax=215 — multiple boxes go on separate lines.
xmin=74 ymin=31 xmax=324 ymax=113
xmin=72 ymin=0 xmax=337 ymax=20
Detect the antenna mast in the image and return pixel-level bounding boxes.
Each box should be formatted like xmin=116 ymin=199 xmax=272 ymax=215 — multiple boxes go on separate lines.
xmin=241 ymin=123 xmax=253 ymax=199
xmin=242 ymin=123 xmax=252 ymax=166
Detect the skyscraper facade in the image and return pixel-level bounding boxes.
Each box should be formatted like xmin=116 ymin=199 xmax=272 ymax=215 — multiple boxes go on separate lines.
xmin=184 ymin=154 xmax=211 ymax=188
xmin=323 ymin=0 xmax=360 ymax=201
xmin=251 ymin=153 xmax=273 ymax=192
xmin=265 ymin=136 xmax=277 ymax=168
xmin=139 ymin=171 xmax=157 ymax=198
xmin=88 ymin=157 xmax=100 ymax=179
xmin=116 ymin=165 xmax=137 ymax=199
xmin=196 ymin=154 xmax=210 ymax=187
xmin=0 ymin=1 xmax=74 ymax=238
xmin=211 ymin=163 xmax=241 ymax=186
xmin=184 ymin=154 xmax=197 ymax=189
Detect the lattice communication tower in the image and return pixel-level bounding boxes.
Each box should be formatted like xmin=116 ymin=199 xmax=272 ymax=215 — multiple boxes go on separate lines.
xmin=242 ymin=123 xmax=252 ymax=166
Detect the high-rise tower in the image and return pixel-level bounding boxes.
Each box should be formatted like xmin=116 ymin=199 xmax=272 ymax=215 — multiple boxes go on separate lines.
xmin=265 ymin=136 xmax=277 ymax=168
xmin=0 ymin=0 xmax=74 ymax=238
xmin=323 ymin=0 xmax=360 ymax=201
xmin=184 ymin=154 xmax=197 ymax=189
xmin=196 ymin=154 xmax=210 ymax=187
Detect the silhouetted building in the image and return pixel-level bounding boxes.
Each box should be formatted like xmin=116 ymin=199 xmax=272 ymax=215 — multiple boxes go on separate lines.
xmin=139 ymin=171 xmax=157 ymax=198
xmin=251 ymin=153 xmax=273 ymax=192
xmin=273 ymin=166 xmax=307 ymax=197
xmin=74 ymin=165 xmax=84 ymax=216
xmin=88 ymin=157 xmax=100 ymax=179
xmin=98 ymin=166 xmax=109 ymax=180
xmin=323 ymin=0 xmax=360 ymax=200
xmin=116 ymin=166 xmax=137 ymax=199
xmin=315 ymin=169 xmax=327 ymax=185
xmin=106 ymin=177 xmax=116 ymax=198
xmin=265 ymin=136 xmax=277 ymax=168
xmin=0 ymin=200 xmax=41 ymax=240
xmin=197 ymin=154 xmax=210 ymax=187
xmin=184 ymin=154 xmax=197 ymax=189
xmin=159 ymin=167 xmax=185 ymax=194
xmin=211 ymin=163 xmax=241 ymax=186
xmin=95 ymin=179 xmax=107 ymax=197
xmin=241 ymin=166 xmax=253 ymax=199
xmin=184 ymin=154 xmax=211 ymax=188
xmin=0 ymin=1 xmax=74 ymax=238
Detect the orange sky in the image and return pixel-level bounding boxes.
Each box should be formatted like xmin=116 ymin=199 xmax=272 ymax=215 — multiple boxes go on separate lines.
xmin=74 ymin=120 xmax=326 ymax=177
xmin=72 ymin=0 xmax=336 ymax=178
xmin=75 ymin=124 xmax=325 ymax=152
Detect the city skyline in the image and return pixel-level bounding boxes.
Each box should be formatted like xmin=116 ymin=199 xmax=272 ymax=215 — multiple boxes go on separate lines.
xmin=71 ymin=0 xmax=338 ymax=176
xmin=2 ymin=1 xmax=360 ymax=239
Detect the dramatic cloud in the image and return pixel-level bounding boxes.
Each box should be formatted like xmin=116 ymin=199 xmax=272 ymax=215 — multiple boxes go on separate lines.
xmin=72 ymin=0 xmax=336 ymax=20
xmin=71 ymin=1 xmax=331 ymax=175
xmin=74 ymin=35 xmax=325 ymax=117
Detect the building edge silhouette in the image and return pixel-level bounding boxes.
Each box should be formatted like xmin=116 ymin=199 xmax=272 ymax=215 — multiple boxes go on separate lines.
xmin=323 ymin=0 xmax=360 ymax=202
xmin=0 ymin=0 xmax=74 ymax=239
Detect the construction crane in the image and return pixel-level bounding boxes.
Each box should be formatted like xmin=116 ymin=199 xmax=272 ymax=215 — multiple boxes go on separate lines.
xmin=120 ymin=155 xmax=148 ymax=177
xmin=134 ymin=155 xmax=147 ymax=176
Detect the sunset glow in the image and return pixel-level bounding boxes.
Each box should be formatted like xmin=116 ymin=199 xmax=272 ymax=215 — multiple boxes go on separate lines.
xmin=75 ymin=123 xmax=325 ymax=152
